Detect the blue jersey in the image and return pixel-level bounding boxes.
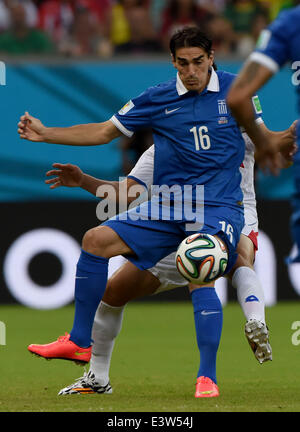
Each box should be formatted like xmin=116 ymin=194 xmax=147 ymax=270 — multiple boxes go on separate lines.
xmin=251 ymin=5 xmax=300 ymax=114
xmin=111 ymin=68 xmax=248 ymax=211
xmin=250 ymin=6 xmax=300 ymax=165
xmin=251 ymin=6 xmax=300 ymax=265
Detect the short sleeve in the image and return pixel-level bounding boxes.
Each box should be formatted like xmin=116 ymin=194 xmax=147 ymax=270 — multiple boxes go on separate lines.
xmin=110 ymin=88 xmax=153 ymax=137
xmin=249 ymin=10 xmax=292 ymax=73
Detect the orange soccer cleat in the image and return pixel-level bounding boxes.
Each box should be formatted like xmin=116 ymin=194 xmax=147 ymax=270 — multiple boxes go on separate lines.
xmin=195 ymin=376 xmax=219 ymax=398
xmin=28 ymin=333 xmax=91 ymax=365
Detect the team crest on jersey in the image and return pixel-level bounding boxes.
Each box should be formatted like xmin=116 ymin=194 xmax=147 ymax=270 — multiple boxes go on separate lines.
xmin=218 ymin=100 xmax=227 ymax=115
xmin=118 ymin=100 xmax=134 ymax=115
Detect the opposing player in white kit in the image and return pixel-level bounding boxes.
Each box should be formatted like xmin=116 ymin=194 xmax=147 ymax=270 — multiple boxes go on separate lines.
xmin=43 ymin=116 xmax=296 ymax=395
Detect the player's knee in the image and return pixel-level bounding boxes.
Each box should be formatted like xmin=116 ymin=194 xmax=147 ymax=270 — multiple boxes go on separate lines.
xmin=227 ymin=255 xmax=254 ymax=282
xmin=82 ymin=226 xmax=110 ymax=256
xmin=82 ymin=227 xmax=99 ymax=250
xmin=232 ymin=253 xmax=253 ymax=272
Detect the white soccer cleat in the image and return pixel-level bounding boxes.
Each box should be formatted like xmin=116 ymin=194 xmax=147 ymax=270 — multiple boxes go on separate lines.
xmin=244 ymin=319 xmax=272 ymax=364
xmin=58 ymin=371 xmax=113 ymax=395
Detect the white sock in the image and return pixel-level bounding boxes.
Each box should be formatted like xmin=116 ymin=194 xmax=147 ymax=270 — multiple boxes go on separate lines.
xmin=232 ymin=266 xmax=265 ymax=324
xmin=90 ymin=301 xmax=125 ymax=386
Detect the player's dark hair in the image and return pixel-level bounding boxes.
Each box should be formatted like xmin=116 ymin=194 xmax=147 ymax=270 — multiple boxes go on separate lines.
xmin=169 ymin=26 xmax=217 ymax=70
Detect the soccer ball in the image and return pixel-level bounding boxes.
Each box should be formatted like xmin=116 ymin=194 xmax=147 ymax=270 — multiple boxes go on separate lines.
xmin=175 ymin=233 xmax=228 ymax=284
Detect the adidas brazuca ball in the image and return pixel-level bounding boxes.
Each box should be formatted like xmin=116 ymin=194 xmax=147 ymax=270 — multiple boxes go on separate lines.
xmin=175 ymin=233 xmax=228 ymax=285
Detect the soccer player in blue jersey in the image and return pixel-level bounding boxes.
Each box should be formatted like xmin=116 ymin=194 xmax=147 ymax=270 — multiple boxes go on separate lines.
xmin=18 ymin=27 xmax=281 ymax=398
xmin=227 ymin=5 xmax=300 ymax=260
xmin=227 ymin=5 xmax=299 ymax=169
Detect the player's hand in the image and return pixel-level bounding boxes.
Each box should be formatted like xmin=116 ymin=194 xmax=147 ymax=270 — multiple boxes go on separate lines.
xmin=45 ymin=163 xmax=84 ymax=189
xmin=18 ymin=111 xmax=46 ymax=142
xmin=256 ymin=121 xmax=298 ymax=175
xmin=273 ymin=152 xmax=293 ymax=170
xmin=255 ymin=143 xmax=282 ymax=175
xmin=279 ymin=120 xmax=298 ymax=164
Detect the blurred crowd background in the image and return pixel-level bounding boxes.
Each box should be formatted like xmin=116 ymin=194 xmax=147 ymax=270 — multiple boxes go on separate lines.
xmin=0 ymin=0 xmax=298 ymax=196
xmin=0 ymin=0 xmax=298 ymax=59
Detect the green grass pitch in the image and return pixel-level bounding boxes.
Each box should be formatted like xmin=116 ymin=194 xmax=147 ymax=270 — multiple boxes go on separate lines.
xmin=0 ymin=301 xmax=300 ymax=412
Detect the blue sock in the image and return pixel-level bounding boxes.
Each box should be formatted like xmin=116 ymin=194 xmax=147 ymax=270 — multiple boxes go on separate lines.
xmin=70 ymin=249 xmax=108 ymax=348
xmin=191 ymin=287 xmax=223 ymax=384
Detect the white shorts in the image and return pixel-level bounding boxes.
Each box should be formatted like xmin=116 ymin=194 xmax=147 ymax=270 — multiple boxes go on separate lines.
xmin=240 ymin=204 xmax=258 ymax=251
xmin=107 ymin=253 xmax=186 ymax=294
xmin=108 ymin=205 xmax=258 ymax=295
xmin=242 ymin=204 xmax=258 ymax=237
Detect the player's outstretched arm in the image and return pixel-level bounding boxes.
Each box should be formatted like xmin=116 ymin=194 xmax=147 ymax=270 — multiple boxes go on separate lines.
xmin=18 ymin=112 xmax=122 ymax=146
xmin=46 ymin=163 xmax=88 ymax=190
xmin=45 ymin=163 xmax=142 ymax=204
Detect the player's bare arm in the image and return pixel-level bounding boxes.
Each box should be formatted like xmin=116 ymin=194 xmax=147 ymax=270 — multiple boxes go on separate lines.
xmin=18 ymin=111 xmax=122 ymax=146
xmin=228 ymin=62 xmax=297 ymax=172
xmin=227 ymin=62 xmax=272 ymax=146
xmin=227 ymin=61 xmax=270 ymax=150
xmin=45 ymin=162 xmax=142 ymax=204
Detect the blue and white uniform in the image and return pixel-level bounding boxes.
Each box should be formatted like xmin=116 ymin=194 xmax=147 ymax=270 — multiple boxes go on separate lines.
xmin=249 ymin=5 xmax=300 ymax=262
xmin=105 ymin=68 xmax=249 ymax=273
xmin=111 ymin=130 xmax=260 ymax=293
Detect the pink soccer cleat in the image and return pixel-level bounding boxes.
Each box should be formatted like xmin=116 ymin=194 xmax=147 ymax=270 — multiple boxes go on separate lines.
xmin=195 ymin=376 xmax=219 ymax=398
xmin=28 ymin=333 xmax=91 ymax=365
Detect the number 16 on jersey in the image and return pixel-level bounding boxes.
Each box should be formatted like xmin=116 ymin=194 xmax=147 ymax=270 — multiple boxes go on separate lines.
xmin=190 ymin=126 xmax=211 ymax=150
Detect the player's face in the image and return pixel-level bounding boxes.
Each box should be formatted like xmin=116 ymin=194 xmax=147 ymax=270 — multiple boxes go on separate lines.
xmin=172 ymin=47 xmax=214 ymax=93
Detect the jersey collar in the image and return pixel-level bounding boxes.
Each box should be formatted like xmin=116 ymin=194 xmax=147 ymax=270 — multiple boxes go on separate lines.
xmin=176 ymin=67 xmax=220 ymax=95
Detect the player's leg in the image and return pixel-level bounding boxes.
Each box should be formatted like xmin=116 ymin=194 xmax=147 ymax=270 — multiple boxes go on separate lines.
xmin=103 ymin=251 xmax=222 ymax=398
xmin=227 ymin=234 xmax=272 ymax=363
xmin=58 ymin=244 xmax=223 ymax=397
xmin=189 ymin=281 xmax=221 ymax=398
xmin=28 ymin=225 xmax=134 ymax=361
xmin=148 ymin=251 xmax=220 ymax=397
xmin=152 ymin=248 xmax=222 ymax=396
xmin=90 ymin=261 xmax=160 ymax=383
xmin=228 ymin=234 xmax=265 ymax=322
xmin=70 ymin=225 xmax=132 ymax=348
xmin=184 ymin=204 xmax=244 ymax=397
xmin=59 ymin=260 xmax=161 ymax=395
xmin=28 ymin=200 xmax=189 ymax=364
